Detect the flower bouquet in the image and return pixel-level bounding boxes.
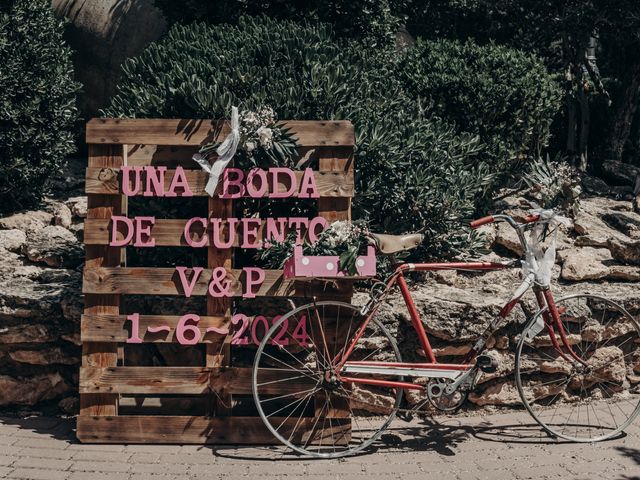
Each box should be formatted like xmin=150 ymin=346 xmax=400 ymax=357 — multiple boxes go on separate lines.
xmin=198 ymin=106 xmax=298 ymax=169
xmin=256 ymin=220 xmax=376 ymax=278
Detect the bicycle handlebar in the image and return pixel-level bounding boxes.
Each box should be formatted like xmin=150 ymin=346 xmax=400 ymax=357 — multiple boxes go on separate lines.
xmin=469 ymin=213 xmax=540 ymax=230
xmin=469 ymin=216 xmax=495 ymax=229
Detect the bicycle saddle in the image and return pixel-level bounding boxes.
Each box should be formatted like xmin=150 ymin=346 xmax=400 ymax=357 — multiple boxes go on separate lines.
xmin=369 ymin=233 xmax=424 ymax=254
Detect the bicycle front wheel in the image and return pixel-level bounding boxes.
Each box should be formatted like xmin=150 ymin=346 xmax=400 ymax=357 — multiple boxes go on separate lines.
xmin=252 ymin=301 xmax=402 ymax=458
xmin=515 ymin=294 xmax=640 ymax=442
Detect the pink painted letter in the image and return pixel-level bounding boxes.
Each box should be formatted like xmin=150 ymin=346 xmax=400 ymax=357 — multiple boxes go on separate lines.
xmin=109 ymin=215 xmax=134 ymax=246
xmin=121 ymin=166 xmax=143 ymax=197
xmin=298 ymin=168 xmax=320 ymax=198
xmin=133 ymin=216 xmax=156 ymax=247
xmin=270 ymin=168 xmax=296 ymax=198
xmin=175 ymin=266 xmax=204 ymax=298
xmin=243 ymin=267 xmax=265 ymax=298
xmin=184 ymin=217 xmax=208 ymax=248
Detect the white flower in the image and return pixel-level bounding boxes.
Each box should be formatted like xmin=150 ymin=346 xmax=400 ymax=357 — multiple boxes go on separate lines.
xmin=245 ymin=141 xmax=256 ymax=152
xmin=257 ymin=126 xmax=273 ymax=147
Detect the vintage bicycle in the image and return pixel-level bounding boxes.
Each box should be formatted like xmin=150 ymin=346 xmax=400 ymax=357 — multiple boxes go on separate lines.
xmin=251 ymin=212 xmax=640 ymax=458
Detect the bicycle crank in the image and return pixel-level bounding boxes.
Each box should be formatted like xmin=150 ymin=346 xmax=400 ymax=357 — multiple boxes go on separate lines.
xmin=426 ymin=378 xmax=469 ymax=412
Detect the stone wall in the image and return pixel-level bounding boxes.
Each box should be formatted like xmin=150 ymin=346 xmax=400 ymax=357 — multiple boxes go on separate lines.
xmin=0 ymin=160 xmax=85 ymax=414
xmin=1 ymin=163 xmax=640 ymax=414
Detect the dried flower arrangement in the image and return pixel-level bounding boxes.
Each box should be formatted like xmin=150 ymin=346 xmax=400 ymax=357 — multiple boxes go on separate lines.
xmin=256 ymin=220 xmax=373 ymax=275
xmin=198 ymin=106 xmax=299 ymax=169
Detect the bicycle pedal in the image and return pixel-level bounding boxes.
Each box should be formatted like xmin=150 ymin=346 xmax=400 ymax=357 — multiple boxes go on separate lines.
xmin=476 ymin=354 xmax=498 ymax=374
xmin=396 ymin=411 xmax=414 ymax=422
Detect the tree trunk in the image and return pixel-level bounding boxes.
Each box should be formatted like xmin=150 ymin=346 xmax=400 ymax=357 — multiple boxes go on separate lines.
xmin=605 ymin=46 xmax=640 ymax=163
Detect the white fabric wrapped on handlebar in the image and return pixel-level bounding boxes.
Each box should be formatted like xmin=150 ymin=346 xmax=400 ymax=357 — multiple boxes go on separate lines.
xmin=521 ymin=209 xmax=569 ymax=287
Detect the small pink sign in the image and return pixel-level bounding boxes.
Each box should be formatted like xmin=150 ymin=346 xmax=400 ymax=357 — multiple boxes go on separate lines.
xmin=283 ymin=246 xmax=376 ymax=279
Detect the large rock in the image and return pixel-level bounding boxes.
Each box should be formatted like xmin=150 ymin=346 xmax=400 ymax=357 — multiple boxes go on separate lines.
xmin=0 ymin=254 xmax=81 ymax=323
xmin=608 ymin=237 xmax=640 ymax=265
xmin=0 ymin=211 xmax=52 ymax=232
xmin=0 ymin=373 xmax=71 ymax=406
xmin=0 ymin=229 xmax=26 ymax=253
xmin=494 ymin=223 xmax=524 ymax=256
xmin=9 ymin=347 xmax=78 ymax=366
xmin=574 ymin=197 xmax=636 ymax=247
xmin=469 ymin=381 xmax=522 ymax=406
xmin=66 ymin=196 xmax=87 ymax=218
xmin=0 ymin=325 xmax=53 ymax=344
xmin=24 ymin=225 xmax=82 ymax=268
xmin=48 ymin=201 xmax=72 ymax=229
xmin=560 ymin=247 xmax=612 ymax=281
xmin=52 ymin=0 xmax=167 ymax=116
xmin=560 ymin=246 xmax=640 ymax=281
xmin=602 ymin=160 xmax=640 ymax=186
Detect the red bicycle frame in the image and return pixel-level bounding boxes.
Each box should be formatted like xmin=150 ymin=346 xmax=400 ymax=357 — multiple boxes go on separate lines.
xmin=335 ymin=260 xmax=585 ymax=392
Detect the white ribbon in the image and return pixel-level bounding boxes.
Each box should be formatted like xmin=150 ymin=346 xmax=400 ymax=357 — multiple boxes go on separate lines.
xmin=521 ymin=209 xmax=569 ymax=287
xmin=193 ymin=106 xmax=240 ymax=196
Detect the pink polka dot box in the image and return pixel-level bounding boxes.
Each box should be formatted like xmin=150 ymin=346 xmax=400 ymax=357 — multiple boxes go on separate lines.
xmin=283 ymin=245 xmax=377 ymax=279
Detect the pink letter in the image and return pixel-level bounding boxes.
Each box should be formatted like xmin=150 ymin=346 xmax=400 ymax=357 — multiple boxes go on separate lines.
xmin=288 ymin=217 xmax=309 ymax=244
xmin=243 ymin=267 xmax=265 ymax=298
xmin=175 ymin=266 xmax=204 ymax=298
xmin=184 ymin=217 xmax=208 ymax=248
xmin=241 ymin=218 xmax=262 ymax=248
xmin=134 ymin=216 xmax=156 ymax=247
xmin=212 ymin=218 xmax=237 ymax=248
xmin=221 ymin=168 xmax=245 ymax=198
xmin=308 ymin=216 xmax=329 ymax=242
xmin=298 ymin=168 xmax=320 ymax=198
xmin=121 ymin=166 xmax=143 ymax=197
xmin=270 ymin=168 xmax=296 ymax=198
xmin=265 ymin=217 xmax=287 ymax=243
xmin=166 ymin=166 xmax=193 ymax=197
xmin=144 ymin=166 xmax=167 ymax=197
xmin=246 ymin=168 xmax=268 ymax=198
xmin=109 ymin=215 xmax=134 ymax=246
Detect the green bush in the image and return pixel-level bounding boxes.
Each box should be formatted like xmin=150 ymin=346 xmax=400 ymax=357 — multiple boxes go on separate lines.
xmin=0 ymin=0 xmax=80 ymax=213
xmin=154 ymin=0 xmax=407 ymax=46
xmin=399 ymin=39 xmax=561 ymax=173
xmin=104 ymin=17 xmax=495 ymax=256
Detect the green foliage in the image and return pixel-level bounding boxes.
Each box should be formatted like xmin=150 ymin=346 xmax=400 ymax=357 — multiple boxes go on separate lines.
xmin=154 ymin=0 xmax=407 ymax=46
xmin=523 ymin=156 xmax=581 ymax=215
xmin=398 ymin=39 xmax=562 ymax=174
xmin=0 ymin=0 xmax=79 ymax=213
xmin=104 ymin=17 xmax=508 ymax=257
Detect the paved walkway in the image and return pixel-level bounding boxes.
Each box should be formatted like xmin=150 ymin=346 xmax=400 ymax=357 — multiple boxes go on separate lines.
xmin=0 ymin=410 xmax=638 ymax=480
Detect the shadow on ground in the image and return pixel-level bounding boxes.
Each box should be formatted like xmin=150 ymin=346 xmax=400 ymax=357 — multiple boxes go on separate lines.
xmin=0 ymin=414 xmax=632 ymax=468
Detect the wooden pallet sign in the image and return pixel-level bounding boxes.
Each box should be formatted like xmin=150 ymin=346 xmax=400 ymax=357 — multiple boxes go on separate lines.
xmin=78 ymin=118 xmax=355 ymax=444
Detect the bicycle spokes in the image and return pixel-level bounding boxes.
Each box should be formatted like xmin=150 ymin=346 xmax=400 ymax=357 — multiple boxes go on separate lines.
xmin=516 ymin=294 xmax=640 ymax=442
xmin=253 ymin=301 xmax=403 ymax=458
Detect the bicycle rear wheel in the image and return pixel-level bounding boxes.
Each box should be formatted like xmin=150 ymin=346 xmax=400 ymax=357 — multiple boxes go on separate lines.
xmin=515 ymin=294 xmax=640 ymax=441
xmin=252 ymin=301 xmax=402 ymax=458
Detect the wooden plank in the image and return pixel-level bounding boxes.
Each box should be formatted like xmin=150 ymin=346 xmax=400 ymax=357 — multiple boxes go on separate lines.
xmin=85 ymin=167 xmax=354 ymax=197
xmin=80 ymin=367 xmax=316 ymax=395
xmin=80 ymin=144 xmax=125 ymax=419
xmin=82 ymin=267 xmax=351 ymax=297
xmin=317 ymin=147 xmax=354 ymax=222
xmin=126 ymin=145 xmax=320 ymax=168
xmin=315 ymin=146 xmax=355 ymax=422
xmin=127 ymin=144 xmax=198 ymax=167
xmin=76 ymin=415 xmax=350 ymax=444
xmin=86 ymin=119 xmax=355 ymax=147
xmin=81 ymin=314 xmax=228 ymax=343
xmin=84 ymin=218 xmax=315 ymax=247
xmin=207 ymin=194 xmax=233 ymax=415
